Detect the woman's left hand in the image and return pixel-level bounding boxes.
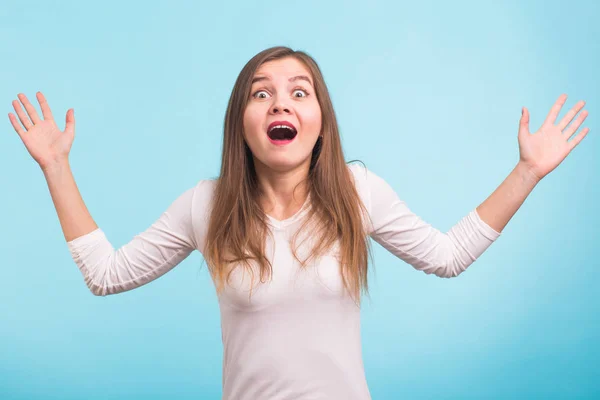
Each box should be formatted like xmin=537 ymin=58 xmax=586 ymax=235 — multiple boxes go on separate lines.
xmin=517 ymin=93 xmax=590 ymax=182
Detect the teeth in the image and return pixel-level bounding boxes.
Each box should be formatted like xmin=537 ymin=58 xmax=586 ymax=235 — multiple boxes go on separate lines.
xmin=269 ymin=125 xmax=295 ymax=133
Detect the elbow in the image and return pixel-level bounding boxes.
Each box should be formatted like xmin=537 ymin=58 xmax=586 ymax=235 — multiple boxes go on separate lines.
xmin=432 ymin=236 xmax=478 ymax=278
xmin=436 ymin=265 xmax=464 ymax=278
xmin=411 ymin=257 xmax=466 ymax=279
xmin=85 ymin=275 xmax=110 ymax=296
xmin=431 ymin=255 xmax=475 ymax=279
xmin=88 ymin=284 xmax=108 ymax=297
xmin=425 ymin=264 xmax=462 ymax=278
xmin=407 ymin=236 xmax=479 ymax=278
xmin=416 ymin=261 xmax=460 ymax=278
xmin=80 ymin=255 xmax=115 ymax=296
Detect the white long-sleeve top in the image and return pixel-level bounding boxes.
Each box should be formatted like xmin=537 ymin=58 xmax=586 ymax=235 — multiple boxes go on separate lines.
xmin=67 ymin=163 xmax=501 ymax=399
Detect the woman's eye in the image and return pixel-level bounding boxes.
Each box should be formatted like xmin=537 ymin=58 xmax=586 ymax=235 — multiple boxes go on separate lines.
xmin=293 ymin=89 xmax=308 ymax=98
xmin=252 ymin=89 xmax=309 ymax=99
xmin=253 ymin=90 xmax=269 ymax=99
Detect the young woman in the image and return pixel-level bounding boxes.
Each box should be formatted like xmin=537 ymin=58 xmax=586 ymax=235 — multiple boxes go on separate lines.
xmin=8 ymin=46 xmax=589 ymax=399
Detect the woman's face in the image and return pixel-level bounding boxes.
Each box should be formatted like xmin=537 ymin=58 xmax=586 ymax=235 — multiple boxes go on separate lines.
xmin=243 ymin=57 xmax=322 ymax=173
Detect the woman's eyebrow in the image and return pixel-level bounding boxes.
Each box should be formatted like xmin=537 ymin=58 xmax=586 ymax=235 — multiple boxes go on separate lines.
xmin=251 ymin=75 xmax=313 ymax=86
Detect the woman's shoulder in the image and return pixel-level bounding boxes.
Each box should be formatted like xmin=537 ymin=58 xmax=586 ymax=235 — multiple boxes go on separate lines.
xmin=346 ymin=161 xmax=367 ymax=175
xmin=190 ymin=177 xmax=218 ymax=205
xmin=346 ymin=161 xmax=390 ymax=189
xmin=345 ymin=161 xmax=396 ymax=206
xmin=195 ymin=177 xmax=218 ymax=191
xmin=345 ymin=161 xmax=372 ymax=204
xmin=346 ymin=161 xmax=371 ymax=188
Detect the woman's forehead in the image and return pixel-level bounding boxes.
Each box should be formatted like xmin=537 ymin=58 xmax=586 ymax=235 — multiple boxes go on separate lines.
xmin=254 ymin=58 xmax=312 ymax=81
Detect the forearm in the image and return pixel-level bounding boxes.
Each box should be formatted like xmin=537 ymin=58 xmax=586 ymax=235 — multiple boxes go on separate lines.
xmin=476 ymin=161 xmax=540 ymax=233
xmin=42 ymin=160 xmax=98 ymax=243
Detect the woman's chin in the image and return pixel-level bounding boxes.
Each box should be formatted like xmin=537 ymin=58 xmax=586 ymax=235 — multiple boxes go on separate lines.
xmin=258 ymin=154 xmax=312 ymax=172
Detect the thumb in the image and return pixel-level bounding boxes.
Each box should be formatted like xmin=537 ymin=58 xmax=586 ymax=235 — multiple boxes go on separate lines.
xmin=64 ymin=108 xmax=76 ymax=136
xmin=518 ymin=106 xmax=529 ymax=137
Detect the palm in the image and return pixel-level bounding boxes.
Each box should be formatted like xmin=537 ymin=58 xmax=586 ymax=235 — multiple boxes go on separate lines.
xmin=22 ymin=119 xmax=72 ymax=165
xmin=518 ymin=94 xmax=590 ymax=181
xmin=8 ymin=91 xmax=75 ymax=170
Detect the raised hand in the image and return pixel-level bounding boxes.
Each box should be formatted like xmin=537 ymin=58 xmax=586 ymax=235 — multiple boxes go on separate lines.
xmin=518 ymin=94 xmax=590 ymax=181
xmin=8 ymin=91 xmax=75 ymax=171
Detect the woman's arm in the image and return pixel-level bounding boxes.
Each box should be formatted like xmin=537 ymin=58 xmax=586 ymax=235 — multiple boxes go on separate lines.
xmin=9 ymin=92 xmax=98 ymax=242
xmin=48 ymin=160 xmax=201 ymax=297
xmin=477 ymin=94 xmax=589 ymax=233
xmin=354 ymin=95 xmax=589 ymax=278
xmin=8 ymin=92 xmax=202 ymax=296
xmin=43 ymin=160 xmax=98 ymax=242
xmin=350 ymin=164 xmax=501 ymax=279
xmin=475 ymin=162 xmax=539 ymax=233
xmin=65 ymin=182 xmax=202 ymax=297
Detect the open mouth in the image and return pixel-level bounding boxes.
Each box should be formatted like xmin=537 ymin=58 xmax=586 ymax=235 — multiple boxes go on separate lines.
xmin=267 ymin=124 xmax=297 ymax=141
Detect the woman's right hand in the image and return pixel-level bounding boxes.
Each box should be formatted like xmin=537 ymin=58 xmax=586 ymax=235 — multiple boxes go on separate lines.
xmin=8 ymin=91 xmax=76 ymax=171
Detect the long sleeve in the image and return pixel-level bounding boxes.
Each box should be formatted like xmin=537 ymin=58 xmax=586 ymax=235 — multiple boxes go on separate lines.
xmin=349 ymin=164 xmax=501 ymax=278
xmin=67 ymin=182 xmax=202 ymax=296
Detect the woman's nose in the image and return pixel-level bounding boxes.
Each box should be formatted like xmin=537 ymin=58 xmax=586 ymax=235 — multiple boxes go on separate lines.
xmin=270 ymin=99 xmax=291 ymax=114
xmin=272 ymin=107 xmax=289 ymax=114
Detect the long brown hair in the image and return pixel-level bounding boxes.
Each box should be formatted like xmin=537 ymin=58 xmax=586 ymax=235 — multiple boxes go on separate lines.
xmin=203 ymin=46 xmax=374 ymax=306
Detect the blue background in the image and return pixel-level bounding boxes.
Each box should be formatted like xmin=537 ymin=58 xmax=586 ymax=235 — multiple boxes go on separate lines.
xmin=1 ymin=0 xmax=598 ymax=398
